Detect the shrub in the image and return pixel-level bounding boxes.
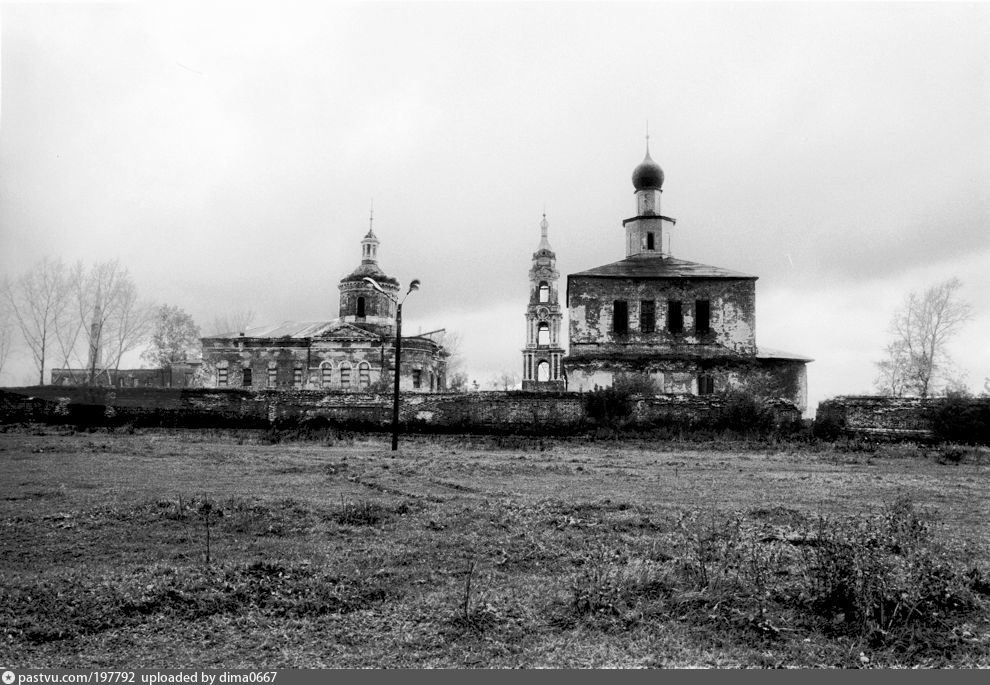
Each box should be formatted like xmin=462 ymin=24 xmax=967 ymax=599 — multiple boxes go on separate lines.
xmin=584 ymin=386 xmax=634 ymax=426
xmin=931 ymin=394 xmax=990 ymax=445
xmin=583 ymin=374 xmax=660 ymax=428
xmin=812 ymin=414 xmax=846 ymax=441
xmin=715 ymin=390 xmax=775 ymax=435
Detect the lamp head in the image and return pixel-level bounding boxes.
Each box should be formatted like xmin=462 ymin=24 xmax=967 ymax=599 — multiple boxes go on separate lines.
xmin=407 ymin=279 xmax=421 ymax=294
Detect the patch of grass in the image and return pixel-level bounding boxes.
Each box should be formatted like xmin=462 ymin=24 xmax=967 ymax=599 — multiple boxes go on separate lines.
xmin=1 ymin=428 xmax=988 ymax=667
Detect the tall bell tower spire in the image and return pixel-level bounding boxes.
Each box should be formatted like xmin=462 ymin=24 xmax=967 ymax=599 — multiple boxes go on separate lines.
xmin=522 ymin=213 xmax=565 ymax=391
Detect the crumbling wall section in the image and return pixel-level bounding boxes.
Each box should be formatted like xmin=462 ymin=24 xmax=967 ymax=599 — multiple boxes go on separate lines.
xmin=814 ymin=396 xmax=990 ymax=442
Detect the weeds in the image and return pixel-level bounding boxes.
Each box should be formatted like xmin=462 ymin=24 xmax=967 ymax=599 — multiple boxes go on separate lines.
xmin=560 ymin=494 xmax=988 ymax=662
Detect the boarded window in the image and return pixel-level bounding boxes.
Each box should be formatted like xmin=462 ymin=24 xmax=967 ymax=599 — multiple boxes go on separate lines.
xmin=340 ymin=363 xmax=351 ymax=390
xmin=640 ymin=300 xmax=656 ymax=333
xmin=267 ymin=366 xmax=277 ymax=388
xmin=218 ymin=367 xmax=228 ymax=387
xmin=537 ymin=322 xmax=550 ymax=345
xmin=537 ymin=361 xmax=550 ymax=382
xmin=357 ymin=296 xmax=366 ymax=318
xmin=538 ymin=282 xmax=549 ymax=303
xmin=412 ymin=369 xmax=422 ymax=389
xmin=668 ymin=300 xmax=683 ymax=334
xmin=293 ymin=366 xmax=303 ymax=389
xmin=698 ymin=375 xmax=715 ymax=395
xmin=321 ymin=365 xmax=332 ymax=388
xmin=613 ymin=300 xmax=629 ymax=334
xmin=696 ymin=300 xmax=711 ymax=334
xmin=359 ymin=363 xmax=370 ymax=389
xmin=242 ymin=367 xmax=252 ymax=387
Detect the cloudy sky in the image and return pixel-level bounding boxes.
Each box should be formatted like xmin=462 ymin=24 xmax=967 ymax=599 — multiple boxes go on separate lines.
xmin=1 ymin=1 xmax=988 ymax=413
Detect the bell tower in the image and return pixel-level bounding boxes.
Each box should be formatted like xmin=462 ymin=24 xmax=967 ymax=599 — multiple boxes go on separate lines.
xmin=522 ymin=214 xmax=566 ymax=391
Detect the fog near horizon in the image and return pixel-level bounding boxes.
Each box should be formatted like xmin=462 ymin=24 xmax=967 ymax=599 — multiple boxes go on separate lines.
xmin=1 ymin=1 xmax=988 ymax=412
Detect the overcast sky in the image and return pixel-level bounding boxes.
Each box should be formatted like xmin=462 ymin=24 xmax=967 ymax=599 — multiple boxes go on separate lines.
xmin=1 ymin=1 xmax=988 ymax=414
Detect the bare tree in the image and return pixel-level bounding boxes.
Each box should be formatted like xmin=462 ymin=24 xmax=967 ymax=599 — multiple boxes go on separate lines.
xmin=875 ymin=278 xmax=973 ymax=397
xmin=447 ymin=371 xmax=469 ymax=392
xmin=493 ymin=371 xmax=520 ymax=391
xmin=0 ymin=280 xmax=14 ymax=381
xmin=209 ymin=309 xmax=256 ymax=336
xmin=1 ymin=258 xmax=71 ymax=385
xmin=51 ymin=261 xmax=89 ymax=383
xmin=874 ymin=340 xmax=910 ymax=397
xmin=142 ymin=304 xmax=201 ymax=386
xmin=101 ymin=280 xmax=153 ymax=375
xmin=46 ymin=260 xmax=152 ymax=384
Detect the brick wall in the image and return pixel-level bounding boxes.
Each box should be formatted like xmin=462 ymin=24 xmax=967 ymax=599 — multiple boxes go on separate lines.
xmin=0 ymin=386 xmax=800 ymax=434
xmin=815 ymin=395 xmax=990 ymax=442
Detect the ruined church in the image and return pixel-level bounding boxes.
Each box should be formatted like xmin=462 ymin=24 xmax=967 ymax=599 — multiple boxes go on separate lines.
xmin=200 ymin=226 xmax=447 ymax=392
xmin=564 ymin=144 xmax=811 ymax=411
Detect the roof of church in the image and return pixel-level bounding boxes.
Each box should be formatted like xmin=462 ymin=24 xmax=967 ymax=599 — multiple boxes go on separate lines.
xmin=213 ymin=321 xmax=344 ymax=339
xmin=340 ymin=261 xmax=400 ymax=285
xmin=756 ymin=346 xmax=815 ymax=363
xmin=570 ymin=254 xmax=756 ymax=280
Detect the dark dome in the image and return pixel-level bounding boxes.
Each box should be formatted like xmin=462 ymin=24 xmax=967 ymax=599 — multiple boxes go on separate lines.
xmin=632 ymin=151 xmax=664 ymax=191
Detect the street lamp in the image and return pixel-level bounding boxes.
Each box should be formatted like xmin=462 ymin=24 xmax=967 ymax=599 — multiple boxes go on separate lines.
xmin=364 ymin=276 xmax=420 ymax=450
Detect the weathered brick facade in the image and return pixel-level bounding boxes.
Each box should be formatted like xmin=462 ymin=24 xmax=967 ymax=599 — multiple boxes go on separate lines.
xmin=565 ymin=145 xmax=811 ymax=411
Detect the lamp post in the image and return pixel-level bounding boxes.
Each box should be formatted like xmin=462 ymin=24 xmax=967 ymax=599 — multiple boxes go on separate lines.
xmin=364 ymin=276 xmax=420 ymax=451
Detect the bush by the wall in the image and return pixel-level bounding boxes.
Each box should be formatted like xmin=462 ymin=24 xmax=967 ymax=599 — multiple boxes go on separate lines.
xmin=931 ymin=393 xmax=990 ymax=445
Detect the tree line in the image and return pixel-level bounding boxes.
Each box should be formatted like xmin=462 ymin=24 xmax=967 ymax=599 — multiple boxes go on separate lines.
xmin=0 ymin=258 xmax=202 ymax=386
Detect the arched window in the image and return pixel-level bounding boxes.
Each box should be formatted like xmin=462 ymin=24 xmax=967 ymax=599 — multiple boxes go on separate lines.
xmin=339 ymin=362 xmax=351 ymax=390
xmin=537 ymin=361 xmax=550 ymax=382
xmin=537 ymin=322 xmax=550 ymax=346
xmin=538 ymin=282 xmax=550 ymax=303
xmin=357 ymin=296 xmax=366 ymax=318
xmin=320 ymin=363 xmax=333 ymax=389
xmin=358 ymin=363 xmax=370 ymax=389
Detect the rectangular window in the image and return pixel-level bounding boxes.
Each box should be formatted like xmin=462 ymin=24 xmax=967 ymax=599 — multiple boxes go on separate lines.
xmin=695 ymin=300 xmax=711 ymax=334
xmin=267 ymin=367 xmax=277 ymax=388
xmin=242 ymin=367 xmax=252 ymax=387
xmin=293 ymin=367 xmax=303 ymax=389
xmin=698 ymin=374 xmax=715 ymax=395
xmin=218 ymin=367 xmax=228 ymax=387
xmin=613 ymin=300 xmax=629 ymax=334
xmin=667 ymin=300 xmax=683 ymax=334
xmin=412 ymin=369 xmax=422 ymax=389
xmin=640 ymin=300 xmax=656 ymax=333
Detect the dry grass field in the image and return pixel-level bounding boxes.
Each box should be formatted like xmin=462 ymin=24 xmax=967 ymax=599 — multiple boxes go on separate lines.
xmin=1 ymin=424 xmax=988 ymax=668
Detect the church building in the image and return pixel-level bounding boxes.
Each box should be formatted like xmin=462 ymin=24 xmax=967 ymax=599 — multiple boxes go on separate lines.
xmin=200 ymin=225 xmax=447 ymax=392
xmin=565 ymin=143 xmax=811 ymax=411
xmin=521 ymin=214 xmax=565 ymax=391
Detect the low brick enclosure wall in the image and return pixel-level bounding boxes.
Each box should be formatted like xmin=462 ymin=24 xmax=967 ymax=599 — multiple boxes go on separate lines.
xmin=0 ymin=386 xmax=802 ymax=435
xmin=815 ymin=395 xmax=990 ymax=443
